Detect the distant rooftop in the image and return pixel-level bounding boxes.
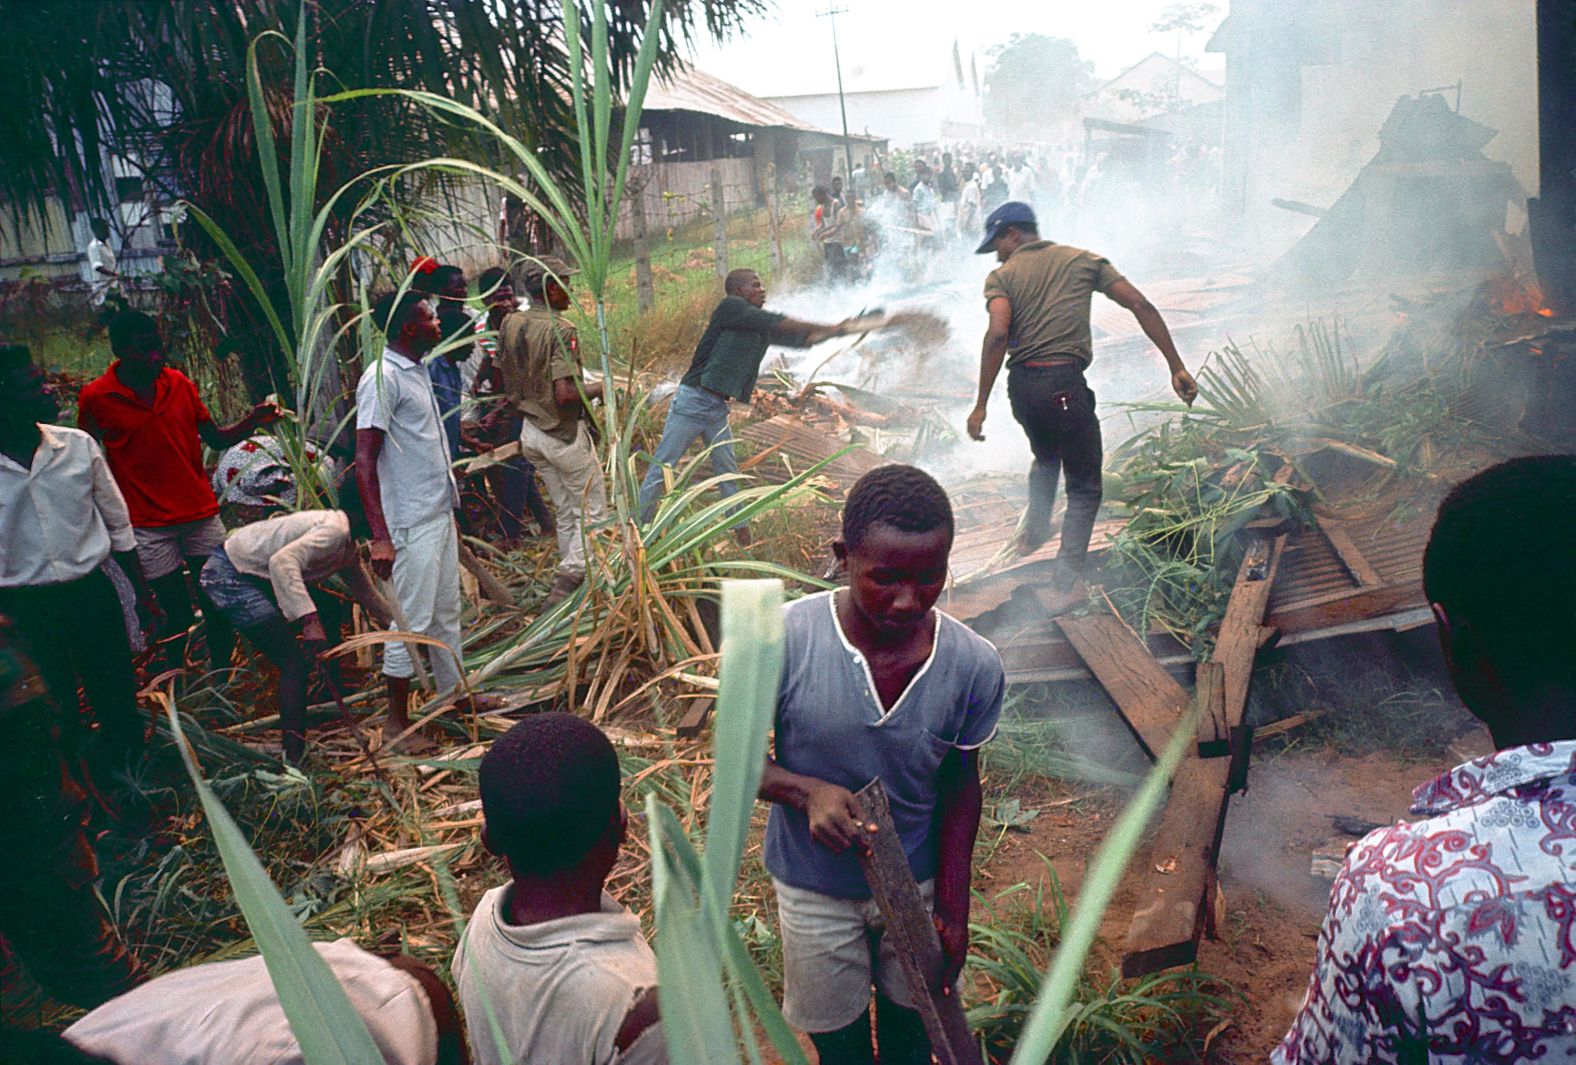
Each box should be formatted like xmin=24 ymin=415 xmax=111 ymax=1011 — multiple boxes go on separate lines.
xmin=644 ymin=62 xmax=820 ymax=131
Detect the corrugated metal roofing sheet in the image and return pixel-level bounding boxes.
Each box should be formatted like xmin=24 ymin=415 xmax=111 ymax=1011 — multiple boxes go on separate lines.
xmin=645 ymin=63 xmax=821 ymax=132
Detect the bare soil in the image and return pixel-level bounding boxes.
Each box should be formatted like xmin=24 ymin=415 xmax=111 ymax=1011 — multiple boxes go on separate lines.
xmin=972 ymin=726 xmax=1495 ymax=1063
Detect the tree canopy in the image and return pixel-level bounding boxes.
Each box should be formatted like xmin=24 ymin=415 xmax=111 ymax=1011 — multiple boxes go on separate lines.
xmin=0 ymin=0 xmax=764 ymax=222
xmin=982 ymin=34 xmax=1096 ymax=141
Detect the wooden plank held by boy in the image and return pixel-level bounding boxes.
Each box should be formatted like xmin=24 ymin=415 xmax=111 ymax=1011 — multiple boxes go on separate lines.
xmin=853 ymin=779 xmax=985 ymax=1065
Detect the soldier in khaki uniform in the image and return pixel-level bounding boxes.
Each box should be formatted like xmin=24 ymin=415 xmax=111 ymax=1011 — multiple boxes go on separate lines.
xmin=497 ymin=257 xmax=607 ymax=607
xmin=966 ymin=202 xmax=1198 ymax=612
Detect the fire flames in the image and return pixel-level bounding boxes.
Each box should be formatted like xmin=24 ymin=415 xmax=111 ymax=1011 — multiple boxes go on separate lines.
xmin=1489 ymin=273 xmax=1557 ymax=318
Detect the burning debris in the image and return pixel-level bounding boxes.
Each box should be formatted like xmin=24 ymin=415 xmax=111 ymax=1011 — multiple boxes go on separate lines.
xmin=1276 ymin=93 xmax=1523 ymax=285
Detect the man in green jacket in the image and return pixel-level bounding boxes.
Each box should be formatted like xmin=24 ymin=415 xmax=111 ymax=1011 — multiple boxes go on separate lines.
xmin=638 ymin=269 xmax=853 ymax=545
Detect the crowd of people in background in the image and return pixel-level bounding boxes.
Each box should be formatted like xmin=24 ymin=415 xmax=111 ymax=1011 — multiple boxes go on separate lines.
xmin=804 ymin=139 xmax=1222 ymax=285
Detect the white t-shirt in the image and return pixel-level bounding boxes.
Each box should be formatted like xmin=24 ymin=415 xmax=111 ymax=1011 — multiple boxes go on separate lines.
xmin=63 ymin=939 xmax=438 ymax=1065
xmin=453 ymin=886 xmax=659 ymax=1065
xmin=354 ymin=347 xmax=460 ymax=532
xmin=86 ymin=238 xmax=118 ymax=306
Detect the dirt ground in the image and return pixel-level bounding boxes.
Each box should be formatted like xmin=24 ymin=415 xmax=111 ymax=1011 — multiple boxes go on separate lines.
xmin=976 ymin=721 xmax=1496 ymax=1063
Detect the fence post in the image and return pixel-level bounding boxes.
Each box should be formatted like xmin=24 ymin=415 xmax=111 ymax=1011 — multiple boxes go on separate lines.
xmin=766 ymin=163 xmax=784 ymax=273
xmin=711 ymin=167 xmax=728 ymax=279
xmin=630 ymin=171 xmax=655 ymax=313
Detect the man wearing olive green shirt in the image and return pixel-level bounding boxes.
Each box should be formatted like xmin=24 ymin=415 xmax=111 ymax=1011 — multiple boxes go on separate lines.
xmin=637 ymin=269 xmax=852 ymax=546
xmin=498 ymin=257 xmax=606 ymax=606
xmin=966 ymin=201 xmax=1198 ymax=612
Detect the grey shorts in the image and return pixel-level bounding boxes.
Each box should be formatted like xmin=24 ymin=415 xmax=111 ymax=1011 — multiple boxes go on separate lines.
xmin=774 ymin=877 xmax=936 ymax=1033
xmin=134 ymin=515 xmax=227 ymax=579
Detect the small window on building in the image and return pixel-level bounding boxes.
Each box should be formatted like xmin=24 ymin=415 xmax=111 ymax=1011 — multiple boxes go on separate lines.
xmin=115 ymin=176 xmax=145 ymax=202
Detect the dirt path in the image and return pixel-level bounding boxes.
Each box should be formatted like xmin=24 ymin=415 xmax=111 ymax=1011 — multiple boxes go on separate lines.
xmin=973 ymin=726 xmax=1495 ymax=1062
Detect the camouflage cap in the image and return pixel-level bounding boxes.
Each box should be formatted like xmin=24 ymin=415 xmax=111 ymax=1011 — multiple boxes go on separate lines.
xmin=519 ymin=255 xmax=578 ymax=284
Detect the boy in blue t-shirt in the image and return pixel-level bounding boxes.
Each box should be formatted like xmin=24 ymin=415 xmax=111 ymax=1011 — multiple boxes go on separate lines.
xmin=760 ymin=465 xmax=1006 ymax=1065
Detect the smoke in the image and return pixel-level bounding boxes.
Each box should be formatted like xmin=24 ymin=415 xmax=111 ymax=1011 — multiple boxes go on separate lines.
xmin=746 ymin=0 xmax=1542 ymax=514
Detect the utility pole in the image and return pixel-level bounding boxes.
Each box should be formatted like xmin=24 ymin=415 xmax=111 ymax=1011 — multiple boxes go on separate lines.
xmin=817 ymin=4 xmax=856 ymax=186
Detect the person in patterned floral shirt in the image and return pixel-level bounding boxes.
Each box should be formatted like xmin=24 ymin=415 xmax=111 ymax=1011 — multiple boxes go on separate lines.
xmin=1276 ymin=455 xmax=1576 ymax=1064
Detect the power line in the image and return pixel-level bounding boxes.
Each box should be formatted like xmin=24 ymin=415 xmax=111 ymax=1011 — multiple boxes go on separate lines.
xmin=817 ymin=4 xmax=856 ymax=185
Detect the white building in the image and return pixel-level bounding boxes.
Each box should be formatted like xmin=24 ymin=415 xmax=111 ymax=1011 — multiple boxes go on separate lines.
xmin=760 ymin=48 xmax=984 ymax=149
xmin=1081 ymin=52 xmax=1225 ymax=126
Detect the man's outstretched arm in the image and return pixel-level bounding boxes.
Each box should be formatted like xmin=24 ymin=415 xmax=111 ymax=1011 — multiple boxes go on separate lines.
xmin=1106 ymin=280 xmax=1197 ymax=405
xmin=197 ymin=401 xmax=285 ymax=450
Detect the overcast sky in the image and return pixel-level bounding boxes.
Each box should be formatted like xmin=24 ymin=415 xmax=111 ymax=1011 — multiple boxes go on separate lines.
xmin=685 ymin=0 xmax=1226 ymax=98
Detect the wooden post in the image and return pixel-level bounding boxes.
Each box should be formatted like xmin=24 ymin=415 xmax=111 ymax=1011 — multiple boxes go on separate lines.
xmin=711 ymin=166 xmax=728 ymax=279
xmin=766 ymin=163 xmax=784 ymax=272
xmin=853 ymin=780 xmax=984 ymax=1065
xmin=1120 ymin=756 xmax=1233 ymax=976
xmin=1052 ymin=608 xmax=1189 ymax=762
xmin=1194 ymin=661 xmax=1229 ymax=758
xmin=630 ymin=172 xmax=655 ymax=314
xmin=1213 ymin=533 xmax=1287 ymax=792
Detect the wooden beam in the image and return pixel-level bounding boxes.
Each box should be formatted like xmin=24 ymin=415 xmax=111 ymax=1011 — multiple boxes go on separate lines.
xmin=1215 ymin=535 xmax=1287 ymax=738
xmin=1120 ymin=756 xmax=1233 ymax=977
xmin=1194 ymin=662 xmax=1228 ymax=758
xmin=673 ymin=696 xmax=715 ymax=738
xmin=1320 ymin=521 xmax=1384 ymax=587
xmin=853 ymin=780 xmax=984 ymax=1065
xmin=1267 ymin=580 xmax=1426 ymax=637
xmin=1054 ymin=609 xmax=1191 ymax=762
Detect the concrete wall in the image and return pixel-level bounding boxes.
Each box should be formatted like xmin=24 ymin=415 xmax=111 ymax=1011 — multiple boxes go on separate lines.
xmin=766 ymin=88 xmax=943 ymax=148
xmin=615 ymin=156 xmax=759 ymax=241
xmin=1 ymin=195 xmax=171 ymax=284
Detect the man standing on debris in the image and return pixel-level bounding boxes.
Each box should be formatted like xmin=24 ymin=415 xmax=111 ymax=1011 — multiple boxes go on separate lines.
xmin=497 ymin=257 xmax=607 ymax=608
xmin=1276 ymin=456 xmax=1576 ymax=1063
xmin=469 ymin=265 xmax=556 ymax=544
xmin=637 ymin=268 xmax=858 ymax=546
xmin=966 ymin=201 xmax=1197 ymax=612
xmin=355 ymin=291 xmax=477 ymax=748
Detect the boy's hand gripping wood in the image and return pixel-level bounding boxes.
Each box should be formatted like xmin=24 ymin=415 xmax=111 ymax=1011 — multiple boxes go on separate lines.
xmin=853 ymin=779 xmax=984 ymax=1065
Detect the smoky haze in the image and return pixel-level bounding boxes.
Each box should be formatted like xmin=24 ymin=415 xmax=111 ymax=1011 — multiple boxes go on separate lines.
xmin=747 ymin=0 xmax=1538 ymax=485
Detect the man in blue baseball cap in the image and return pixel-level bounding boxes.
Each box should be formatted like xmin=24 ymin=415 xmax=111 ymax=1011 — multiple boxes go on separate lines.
xmin=966 ymin=201 xmax=1198 ymax=612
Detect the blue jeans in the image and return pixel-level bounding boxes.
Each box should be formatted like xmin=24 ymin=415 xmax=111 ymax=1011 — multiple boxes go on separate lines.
xmin=199 ymin=547 xmax=281 ymax=629
xmin=639 ymin=384 xmax=743 ymax=527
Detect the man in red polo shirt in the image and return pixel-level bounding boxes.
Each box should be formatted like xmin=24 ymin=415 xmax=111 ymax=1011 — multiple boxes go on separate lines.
xmin=78 ymin=311 xmax=281 ymax=665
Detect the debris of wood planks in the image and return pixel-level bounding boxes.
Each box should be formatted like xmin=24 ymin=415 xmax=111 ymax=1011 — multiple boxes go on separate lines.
xmin=734 ymin=413 xmax=883 ymax=490
xmin=949 ymin=516 xmax=1123 ymax=589
xmin=1253 ymin=709 xmax=1324 ymax=740
xmin=674 ymin=695 xmax=716 ymax=738
xmin=1213 ymin=533 xmax=1287 ymax=787
xmin=1194 ymin=661 xmax=1229 ymax=757
xmin=1318 ymin=521 xmax=1384 ymax=587
xmin=854 ymin=779 xmax=983 ymax=1065
xmin=1053 ymin=607 xmax=1190 ymax=761
xmin=1121 ymin=756 xmax=1233 ymax=977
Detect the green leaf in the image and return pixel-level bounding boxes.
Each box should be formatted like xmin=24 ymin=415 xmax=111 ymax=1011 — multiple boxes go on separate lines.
xmin=701 ymin=580 xmax=783 ymax=900
xmin=1007 ymin=706 xmax=1200 ymax=1062
xmin=164 ymin=699 xmax=385 ymax=1064
xmin=648 ymin=799 xmax=737 ymax=1060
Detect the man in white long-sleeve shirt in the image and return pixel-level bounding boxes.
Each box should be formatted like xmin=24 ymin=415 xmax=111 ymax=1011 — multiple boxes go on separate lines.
xmin=201 ymin=501 xmax=391 ymax=763
xmin=0 ymin=344 xmax=154 ymax=767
